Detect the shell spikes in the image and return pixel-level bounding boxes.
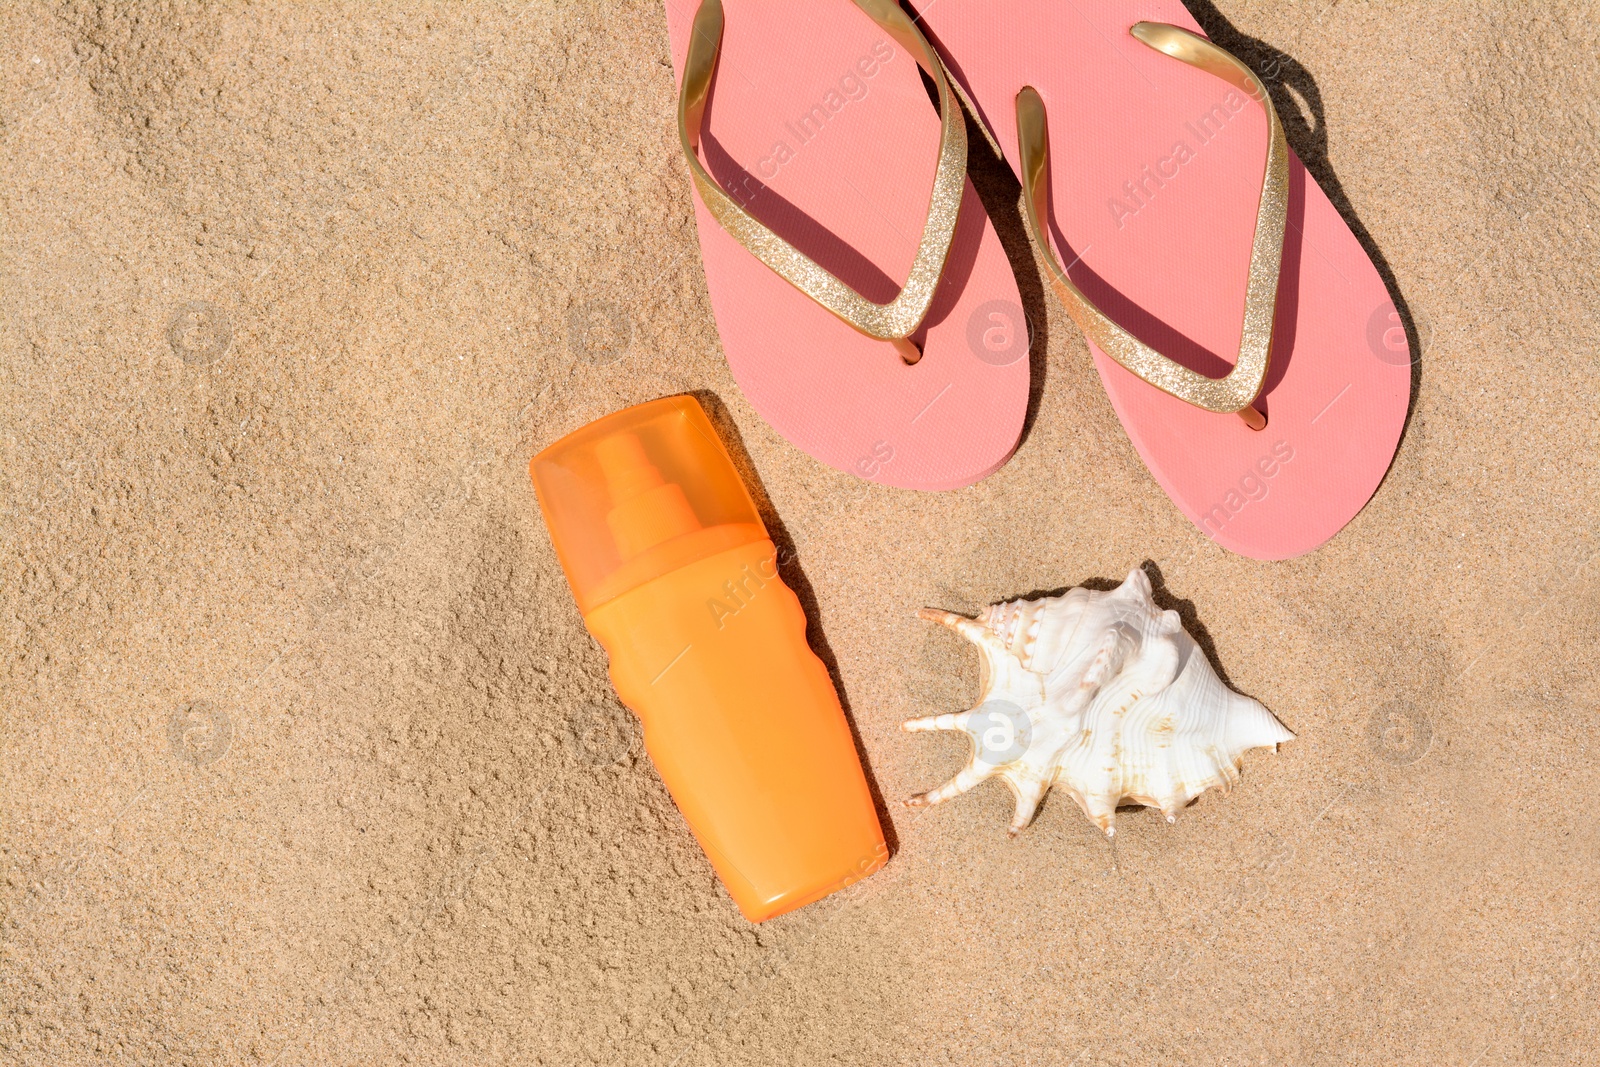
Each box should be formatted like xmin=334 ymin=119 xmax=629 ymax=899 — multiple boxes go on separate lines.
xmin=903 ymin=570 xmax=1294 ymax=837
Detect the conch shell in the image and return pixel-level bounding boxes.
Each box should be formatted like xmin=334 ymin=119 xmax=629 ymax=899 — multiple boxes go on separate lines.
xmin=904 ymin=570 xmax=1293 ymax=836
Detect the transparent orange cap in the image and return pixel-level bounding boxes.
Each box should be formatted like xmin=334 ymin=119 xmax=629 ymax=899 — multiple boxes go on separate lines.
xmin=530 ymin=395 xmax=768 ymax=615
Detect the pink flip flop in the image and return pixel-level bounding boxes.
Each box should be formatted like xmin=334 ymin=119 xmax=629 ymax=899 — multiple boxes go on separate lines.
xmin=910 ymin=1 xmax=1412 ymax=559
xmin=664 ymin=0 xmax=1031 ymax=491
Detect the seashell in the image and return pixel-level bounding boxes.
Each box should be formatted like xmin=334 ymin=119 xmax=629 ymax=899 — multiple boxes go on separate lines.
xmin=903 ymin=569 xmax=1294 ymax=837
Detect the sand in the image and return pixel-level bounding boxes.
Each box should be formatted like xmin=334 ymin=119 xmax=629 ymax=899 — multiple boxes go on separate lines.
xmin=2 ymin=1 xmax=1598 ymax=1064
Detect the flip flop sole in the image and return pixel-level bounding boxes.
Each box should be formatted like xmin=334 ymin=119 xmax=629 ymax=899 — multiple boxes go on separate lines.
xmin=916 ymin=0 xmax=1411 ymax=557
xmin=665 ymin=1 xmax=1031 ymax=491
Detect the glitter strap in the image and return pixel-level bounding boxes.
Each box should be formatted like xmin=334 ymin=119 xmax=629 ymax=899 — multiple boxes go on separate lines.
xmin=677 ymin=0 xmax=968 ymax=364
xmin=1017 ymin=23 xmax=1288 ymax=427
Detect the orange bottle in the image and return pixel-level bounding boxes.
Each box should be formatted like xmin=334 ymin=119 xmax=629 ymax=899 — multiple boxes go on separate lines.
xmin=530 ymin=395 xmax=886 ymax=921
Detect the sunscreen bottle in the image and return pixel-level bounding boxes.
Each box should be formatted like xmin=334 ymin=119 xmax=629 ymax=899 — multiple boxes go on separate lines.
xmin=530 ymin=395 xmax=886 ymax=921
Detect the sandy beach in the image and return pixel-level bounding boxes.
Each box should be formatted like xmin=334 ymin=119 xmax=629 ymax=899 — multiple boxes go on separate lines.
xmin=3 ymin=2 xmax=1598 ymax=1063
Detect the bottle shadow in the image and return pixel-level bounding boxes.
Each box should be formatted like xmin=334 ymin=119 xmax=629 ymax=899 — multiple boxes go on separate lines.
xmin=691 ymin=389 xmax=901 ymax=861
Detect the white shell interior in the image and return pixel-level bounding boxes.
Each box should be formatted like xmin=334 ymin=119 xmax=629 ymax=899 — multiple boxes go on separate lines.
xmin=905 ymin=569 xmax=1295 ymax=836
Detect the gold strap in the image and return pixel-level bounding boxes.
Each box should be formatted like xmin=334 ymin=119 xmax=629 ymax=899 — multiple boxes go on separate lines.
xmin=1016 ymin=23 xmax=1288 ymax=427
xmin=677 ymin=0 xmax=968 ymax=364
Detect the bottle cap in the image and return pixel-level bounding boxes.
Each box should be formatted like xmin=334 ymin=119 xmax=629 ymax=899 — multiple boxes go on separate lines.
xmin=530 ymin=396 xmax=768 ymax=615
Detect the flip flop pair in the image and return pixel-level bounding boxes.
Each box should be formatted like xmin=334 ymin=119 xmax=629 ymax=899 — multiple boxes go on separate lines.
xmin=663 ymin=0 xmax=1410 ymax=560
